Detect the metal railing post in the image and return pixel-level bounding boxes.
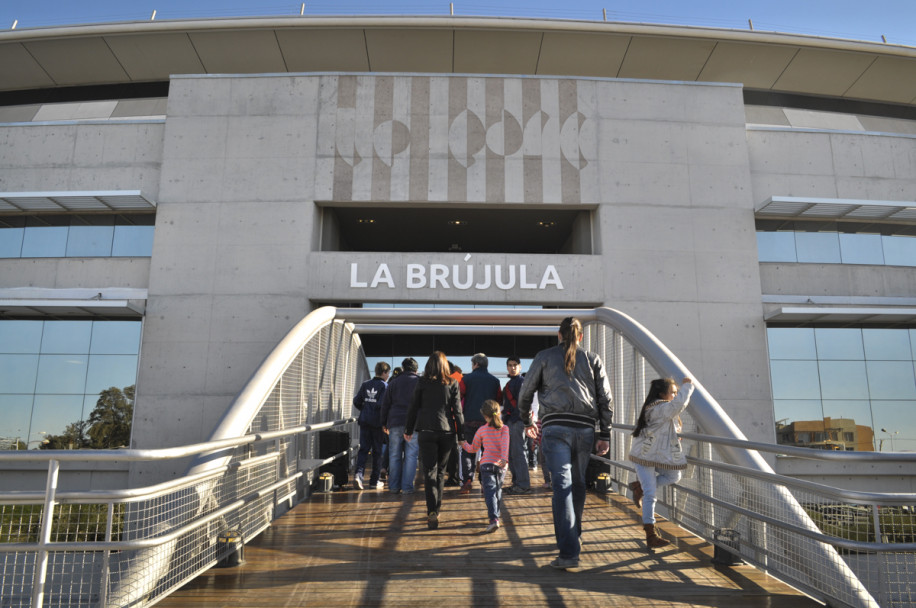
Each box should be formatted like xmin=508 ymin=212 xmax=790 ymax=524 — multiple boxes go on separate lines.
xmin=100 ymin=500 xmax=115 ymax=608
xmin=31 ymin=458 xmax=60 ymax=608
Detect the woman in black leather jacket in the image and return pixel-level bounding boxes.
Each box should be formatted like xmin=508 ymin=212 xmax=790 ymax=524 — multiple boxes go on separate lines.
xmin=405 ymin=351 xmax=464 ymax=530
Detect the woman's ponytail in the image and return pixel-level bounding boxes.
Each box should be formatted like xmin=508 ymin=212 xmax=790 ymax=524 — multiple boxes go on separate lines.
xmin=559 ymin=316 xmax=583 ymax=376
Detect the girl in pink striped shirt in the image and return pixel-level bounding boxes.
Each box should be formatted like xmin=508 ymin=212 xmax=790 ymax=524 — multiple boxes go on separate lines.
xmin=461 ymin=399 xmax=510 ymax=533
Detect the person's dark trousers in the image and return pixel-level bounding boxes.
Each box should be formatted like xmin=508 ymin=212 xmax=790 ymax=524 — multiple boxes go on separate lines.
xmin=418 ymin=430 xmax=454 ymax=516
xmin=446 ymin=435 xmax=460 ymax=484
xmin=461 ymin=421 xmax=484 ymax=483
xmin=356 ymin=423 xmax=385 ymax=485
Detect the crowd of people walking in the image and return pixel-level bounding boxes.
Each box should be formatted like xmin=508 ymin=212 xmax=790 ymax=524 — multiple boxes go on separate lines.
xmin=350 ymin=316 xmax=696 ymax=565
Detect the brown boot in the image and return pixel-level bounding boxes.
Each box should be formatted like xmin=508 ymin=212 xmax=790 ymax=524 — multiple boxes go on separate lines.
xmin=628 ymin=480 xmax=643 ymax=508
xmin=643 ymin=524 xmax=670 ymax=549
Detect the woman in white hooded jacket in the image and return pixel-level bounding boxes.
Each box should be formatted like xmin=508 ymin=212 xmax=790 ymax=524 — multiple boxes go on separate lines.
xmin=628 ymin=377 xmax=694 ymax=549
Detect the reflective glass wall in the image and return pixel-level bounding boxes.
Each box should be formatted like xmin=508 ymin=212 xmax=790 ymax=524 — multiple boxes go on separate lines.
xmin=0 ymin=320 xmax=142 ymax=449
xmin=757 ymin=230 xmax=916 ymax=267
xmin=768 ymin=327 xmax=916 ymax=452
xmin=0 ymin=214 xmax=155 ymax=258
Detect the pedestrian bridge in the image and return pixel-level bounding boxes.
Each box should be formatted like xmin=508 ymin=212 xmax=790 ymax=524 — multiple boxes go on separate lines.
xmin=1 ymin=307 xmax=914 ymax=608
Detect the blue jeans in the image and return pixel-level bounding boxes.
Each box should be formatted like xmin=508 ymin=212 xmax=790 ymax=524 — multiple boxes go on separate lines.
xmin=507 ymin=419 xmax=530 ymax=490
xmin=480 ymin=463 xmax=506 ymax=521
xmin=356 ymin=424 xmax=385 ymax=485
xmin=634 ymin=463 xmax=682 ymax=524
xmin=387 ymin=425 xmax=418 ymax=492
xmin=541 ymin=424 xmax=594 ymax=562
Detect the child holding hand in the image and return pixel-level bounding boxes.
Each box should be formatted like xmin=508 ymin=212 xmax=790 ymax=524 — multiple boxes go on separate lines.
xmin=461 ymin=399 xmax=510 ymax=533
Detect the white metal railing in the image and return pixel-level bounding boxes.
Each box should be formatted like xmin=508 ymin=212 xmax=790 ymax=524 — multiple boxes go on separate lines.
xmin=0 ymin=310 xmax=367 ymax=607
xmin=0 ymin=420 xmax=354 ymax=608
xmin=595 ymin=428 xmax=916 ymax=608
xmin=2 ymin=306 xmax=910 ymax=607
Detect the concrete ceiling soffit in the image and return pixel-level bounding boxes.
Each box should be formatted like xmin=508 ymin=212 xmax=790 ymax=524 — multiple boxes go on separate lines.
xmin=277 ymin=28 xmax=370 ymax=72
xmin=698 ymin=41 xmax=797 ymax=89
xmin=773 ymin=47 xmax=876 ymax=97
xmin=22 ymin=36 xmax=129 ymax=86
xmin=537 ymin=31 xmax=629 ymax=78
xmin=103 ymin=32 xmax=205 ymax=82
xmin=844 ymin=55 xmax=916 ymax=105
xmin=0 ymin=42 xmax=56 ymax=89
xmin=188 ymin=29 xmax=287 ymax=74
xmin=617 ymin=35 xmax=718 ymax=81
xmin=453 ymin=29 xmax=542 ymax=74
xmin=364 ymin=28 xmax=453 ymax=73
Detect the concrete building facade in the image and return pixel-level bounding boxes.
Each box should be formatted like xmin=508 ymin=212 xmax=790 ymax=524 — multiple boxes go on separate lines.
xmin=1 ymin=17 xmax=915 ymax=486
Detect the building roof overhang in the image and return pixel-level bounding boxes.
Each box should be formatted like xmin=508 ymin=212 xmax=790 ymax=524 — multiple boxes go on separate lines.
xmin=765 ymin=306 xmax=916 ymax=325
xmin=0 ymin=191 xmax=156 ymax=213
xmin=1 ymin=16 xmax=915 ymax=107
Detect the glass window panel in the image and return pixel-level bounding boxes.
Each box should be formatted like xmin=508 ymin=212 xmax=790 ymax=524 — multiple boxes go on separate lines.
xmin=112 ymin=224 xmax=154 ymax=257
xmin=34 ymin=355 xmax=88 ymax=394
xmin=0 ymin=225 xmax=24 ymax=258
xmin=90 ymin=321 xmax=142 ymax=354
xmin=0 ymin=354 xmax=39 ymax=393
xmin=85 ymin=355 xmax=138 ymax=395
xmin=21 ymin=216 xmax=69 ymax=258
xmin=814 ymin=328 xmax=864 ymax=360
xmin=29 ymin=395 xmax=83 ymax=447
xmin=0 ymin=395 xmax=34 ymax=449
xmin=839 ymin=233 xmax=885 ymax=265
xmin=819 ymin=361 xmax=870 ymax=399
xmin=865 ymin=361 xmax=916 ymax=399
xmin=770 ymin=360 xmax=821 ymax=399
xmin=756 ymin=231 xmax=797 ymax=262
xmin=822 ymin=400 xmax=875 ymax=451
xmin=871 ymin=401 xmax=916 ymax=453
xmin=65 ymin=221 xmax=114 ymax=257
xmin=795 ymin=232 xmax=841 ymax=263
xmin=882 ymin=235 xmax=916 ymax=267
xmin=767 ymin=327 xmax=816 ymax=359
xmin=40 ymin=321 xmax=92 ymax=354
xmin=0 ymin=321 xmax=44 ymax=353
xmin=863 ymin=328 xmax=912 ymax=360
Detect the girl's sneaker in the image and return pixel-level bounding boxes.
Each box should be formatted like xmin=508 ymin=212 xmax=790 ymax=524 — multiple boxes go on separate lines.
xmin=485 ymin=518 xmax=500 ymax=533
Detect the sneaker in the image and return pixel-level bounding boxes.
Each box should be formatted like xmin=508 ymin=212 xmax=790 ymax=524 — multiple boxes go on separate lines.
xmin=505 ymin=486 xmax=533 ymax=495
xmin=427 ymin=512 xmax=439 ymax=530
xmin=355 ymin=472 xmax=364 ymax=490
xmin=379 ymin=468 xmax=388 ymax=481
xmin=485 ymin=519 xmax=500 ymax=533
xmin=549 ymin=557 xmax=579 ymax=570
xmin=459 ymin=480 xmax=472 ymax=495
xmin=374 ymin=481 xmax=385 ymax=490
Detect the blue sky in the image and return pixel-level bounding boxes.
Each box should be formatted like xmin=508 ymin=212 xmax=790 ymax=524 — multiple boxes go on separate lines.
xmin=2 ymin=1 xmax=915 ymax=47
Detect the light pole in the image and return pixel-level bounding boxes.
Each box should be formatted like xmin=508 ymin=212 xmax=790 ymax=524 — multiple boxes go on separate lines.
xmin=880 ymin=428 xmax=899 ymax=452
xmin=27 ymin=431 xmax=48 ymax=449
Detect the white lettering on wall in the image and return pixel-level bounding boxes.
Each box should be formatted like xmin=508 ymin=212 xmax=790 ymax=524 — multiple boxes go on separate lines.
xmin=350 ymin=262 xmax=564 ymax=291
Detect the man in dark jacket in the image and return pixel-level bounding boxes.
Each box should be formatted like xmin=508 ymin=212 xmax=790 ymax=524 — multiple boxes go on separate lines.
xmin=458 ymin=353 xmax=502 ymax=493
xmin=502 ymin=355 xmax=531 ymax=494
xmin=352 ymin=361 xmax=390 ymax=490
xmin=381 ymin=357 xmax=421 ymax=494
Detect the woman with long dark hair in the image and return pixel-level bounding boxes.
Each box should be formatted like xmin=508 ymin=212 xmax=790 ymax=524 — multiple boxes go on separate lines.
xmin=628 ymin=376 xmax=694 ymax=549
xmin=518 ymin=316 xmax=614 ymax=570
xmin=405 ymin=351 xmax=464 ymax=530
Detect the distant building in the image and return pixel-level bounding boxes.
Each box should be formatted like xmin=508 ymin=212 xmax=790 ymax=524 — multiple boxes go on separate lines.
xmin=777 ymin=418 xmax=876 ymax=451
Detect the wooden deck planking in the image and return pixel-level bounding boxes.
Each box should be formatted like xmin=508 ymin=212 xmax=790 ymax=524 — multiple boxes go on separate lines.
xmin=157 ymin=485 xmax=822 ymax=607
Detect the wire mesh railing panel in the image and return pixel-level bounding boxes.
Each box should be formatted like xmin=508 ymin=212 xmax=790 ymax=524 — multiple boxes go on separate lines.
xmin=1 ymin=504 xmax=44 ymax=543
xmin=0 ymin=550 xmax=35 ymax=607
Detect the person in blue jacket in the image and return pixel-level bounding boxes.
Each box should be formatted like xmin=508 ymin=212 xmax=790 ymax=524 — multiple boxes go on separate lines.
xmin=352 ymin=361 xmax=390 ymax=490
